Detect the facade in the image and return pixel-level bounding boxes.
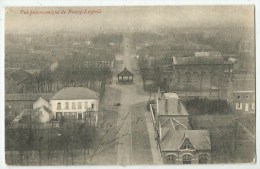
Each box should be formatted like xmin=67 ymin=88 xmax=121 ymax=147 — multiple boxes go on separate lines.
xmin=227 ymin=81 xmax=255 ymax=114
xmin=151 ymin=91 xmax=211 ymax=164
xmin=50 ymin=87 xmax=99 ymax=124
xmin=160 ymin=130 xmax=211 ymax=164
xmin=33 ymin=97 xmax=50 ymax=109
xmin=35 ymin=106 xmax=52 ymax=123
xmin=160 ymin=56 xmax=233 ymax=94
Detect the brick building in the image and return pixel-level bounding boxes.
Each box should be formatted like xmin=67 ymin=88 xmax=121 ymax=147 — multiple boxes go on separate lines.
xmin=151 ymin=91 xmax=212 ymax=164
xmin=160 ymin=56 xmax=234 ymax=95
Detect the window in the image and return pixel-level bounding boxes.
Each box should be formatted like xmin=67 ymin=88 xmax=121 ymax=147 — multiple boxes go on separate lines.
xmin=237 ymin=95 xmax=241 ymax=99
xmin=245 ymin=95 xmax=249 ymax=99
xmin=180 ymin=138 xmax=194 ymax=150
xmin=69 ymin=112 xmax=77 ymax=118
xmin=199 ymin=154 xmax=208 ymax=164
xmin=252 ymin=103 xmax=255 ymax=110
xmin=78 ymin=102 xmax=82 ymax=109
xmin=185 ymin=140 xmax=190 ymax=149
xmin=236 ymin=103 xmax=242 ymax=110
xmin=64 ymin=112 xmax=70 ymax=118
xmin=57 ymin=102 xmax=61 ymax=110
xmin=72 ymin=102 xmax=76 ymax=109
xmin=85 ymin=102 xmax=88 ymax=109
xmin=91 ymin=102 xmax=95 ymax=109
xmin=65 ymin=102 xmax=69 ymax=109
xmin=166 ymin=155 xmax=176 ymax=164
xmin=183 ymin=154 xmax=192 ymax=164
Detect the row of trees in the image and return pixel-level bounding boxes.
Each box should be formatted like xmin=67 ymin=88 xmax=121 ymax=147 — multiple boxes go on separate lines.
xmin=21 ymin=56 xmax=112 ymax=96
xmin=6 ymin=118 xmax=96 ymax=165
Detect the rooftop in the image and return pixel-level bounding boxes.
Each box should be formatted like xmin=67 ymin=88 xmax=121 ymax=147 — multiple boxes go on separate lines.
xmin=5 ymin=68 xmax=32 ymax=84
xmin=160 ymin=129 xmax=211 ymax=151
xmin=173 ymin=56 xmax=232 ymax=65
xmin=5 ymin=93 xmax=54 ymax=101
xmin=117 ymin=67 xmax=134 ymax=77
xmin=230 ymin=80 xmax=255 ymax=92
xmin=157 ymin=92 xmax=189 ymax=116
xmin=51 ymin=87 xmax=99 ymax=100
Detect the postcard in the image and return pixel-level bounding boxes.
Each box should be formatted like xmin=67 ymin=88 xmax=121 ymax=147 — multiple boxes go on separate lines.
xmin=4 ymin=5 xmax=256 ymax=166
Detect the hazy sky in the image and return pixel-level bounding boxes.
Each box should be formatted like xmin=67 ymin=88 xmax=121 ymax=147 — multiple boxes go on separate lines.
xmin=5 ymin=6 xmax=254 ymax=34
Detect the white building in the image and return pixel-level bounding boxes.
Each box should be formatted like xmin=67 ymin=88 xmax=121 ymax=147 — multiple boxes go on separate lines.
xmin=50 ymin=87 xmax=100 ymax=123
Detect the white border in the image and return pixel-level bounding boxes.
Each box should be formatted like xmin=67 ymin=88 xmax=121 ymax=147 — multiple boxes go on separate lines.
xmin=0 ymin=1 xmax=259 ymax=169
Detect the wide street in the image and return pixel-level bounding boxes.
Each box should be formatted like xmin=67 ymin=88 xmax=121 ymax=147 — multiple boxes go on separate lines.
xmin=108 ymin=35 xmax=162 ymax=165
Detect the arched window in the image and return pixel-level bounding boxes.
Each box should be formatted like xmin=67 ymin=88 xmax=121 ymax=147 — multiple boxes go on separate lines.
xmin=199 ymin=154 xmax=208 ymax=164
xmin=165 ymin=154 xmax=176 ymax=164
xmin=183 ymin=154 xmax=192 ymax=164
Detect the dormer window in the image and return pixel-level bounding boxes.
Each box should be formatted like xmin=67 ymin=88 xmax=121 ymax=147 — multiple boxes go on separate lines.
xmin=185 ymin=140 xmax=190 ymax=149
xmin=180 ymin=138 xmax=194 ymax=150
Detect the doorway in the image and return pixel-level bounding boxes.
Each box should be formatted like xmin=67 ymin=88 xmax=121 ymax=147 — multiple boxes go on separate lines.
xmin=78 ymin=112 xmax=83 ymax=120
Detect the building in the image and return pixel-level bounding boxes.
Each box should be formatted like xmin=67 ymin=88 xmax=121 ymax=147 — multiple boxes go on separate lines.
xmin=34 ymin=106 xmax=52 ymax=123
xmin=160 ymin=56 xmax=234 ymax=94
xmin=33 ymin=97 xmax=50 ymax=109
xmin=160 ymin=130 xmax=211 ymax=164
xmin=5 ymin=68 xmax=33 ymax=93
xmin=5 ymin=93 xmax=54 ymax=116
xmin=227 ymin=80 xmax=255 ymax=114
xmin=155 ymin=92 xmax=189 ymax=128
xmin=150 ymin=91 xmax=211 ymax=164
xmin=50 ymin=87 xmax=100 ymax=125
xmin=117 ymin=67 xmax=134 ymax=84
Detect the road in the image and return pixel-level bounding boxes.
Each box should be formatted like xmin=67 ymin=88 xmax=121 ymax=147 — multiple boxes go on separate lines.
xmin=109 ymin=35 xmax=162 ymax=165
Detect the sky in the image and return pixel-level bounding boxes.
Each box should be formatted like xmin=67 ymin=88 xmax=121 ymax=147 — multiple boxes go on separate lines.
xmin=5 ymin=6 xmax=255 ymax=34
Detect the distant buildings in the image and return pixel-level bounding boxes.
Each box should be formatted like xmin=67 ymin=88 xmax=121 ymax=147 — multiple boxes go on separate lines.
xmin=227 ymin=80 xmax=255 ymax=114
xmin=5 ymin=93 xmax=54 ymax=116
xmin=150 ymin=91 xmax=212 ymax=164
xmin=50 ymin=87 xmax=100 ymax=125
xmin=160 ymin=55 xmax=234 ymax=94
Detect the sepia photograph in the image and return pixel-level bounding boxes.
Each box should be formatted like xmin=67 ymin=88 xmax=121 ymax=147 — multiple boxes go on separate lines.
xmin=3 ymin=5 xmax=256 ymax=166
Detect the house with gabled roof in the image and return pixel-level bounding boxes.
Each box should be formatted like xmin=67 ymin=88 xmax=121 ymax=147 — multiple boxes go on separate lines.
xmin=50 ymin=87 xmax=100 ymax=126
xmin=151 ymin=90 xmax=211 ymax=164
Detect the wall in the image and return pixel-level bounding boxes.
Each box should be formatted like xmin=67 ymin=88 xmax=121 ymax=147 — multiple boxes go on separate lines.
xmin=33 ymin=97 xmax=50 ymax=109
xmin=232 ymin=92 xmax=255 ymax=113
xmin=50 ymin=99 xmax=99 ymax=118
xmin=161 ymin=150 xmax=212 ymax=164
xmin=38 ymin=107 xmax=51 ymax=123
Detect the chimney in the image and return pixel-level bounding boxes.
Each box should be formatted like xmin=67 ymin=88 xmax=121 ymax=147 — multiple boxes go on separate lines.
xmin=178 ymin=100 xmax=181 ymax=113
xmin=158 ymin=87 xmax=161 ymax=98
xmin=175 ymin=124 xmax=179 ymax=130
xmin=168 ymin=97 xmax=179 ymax=115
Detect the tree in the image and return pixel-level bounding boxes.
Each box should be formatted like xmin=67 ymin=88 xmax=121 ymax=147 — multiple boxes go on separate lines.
xmin=78 ymin=123 xmax=96 ymax=164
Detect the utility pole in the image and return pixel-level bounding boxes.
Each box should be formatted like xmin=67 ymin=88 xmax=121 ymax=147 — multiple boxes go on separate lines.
xmin=210 ymin=62 xmax=214 ymax=95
